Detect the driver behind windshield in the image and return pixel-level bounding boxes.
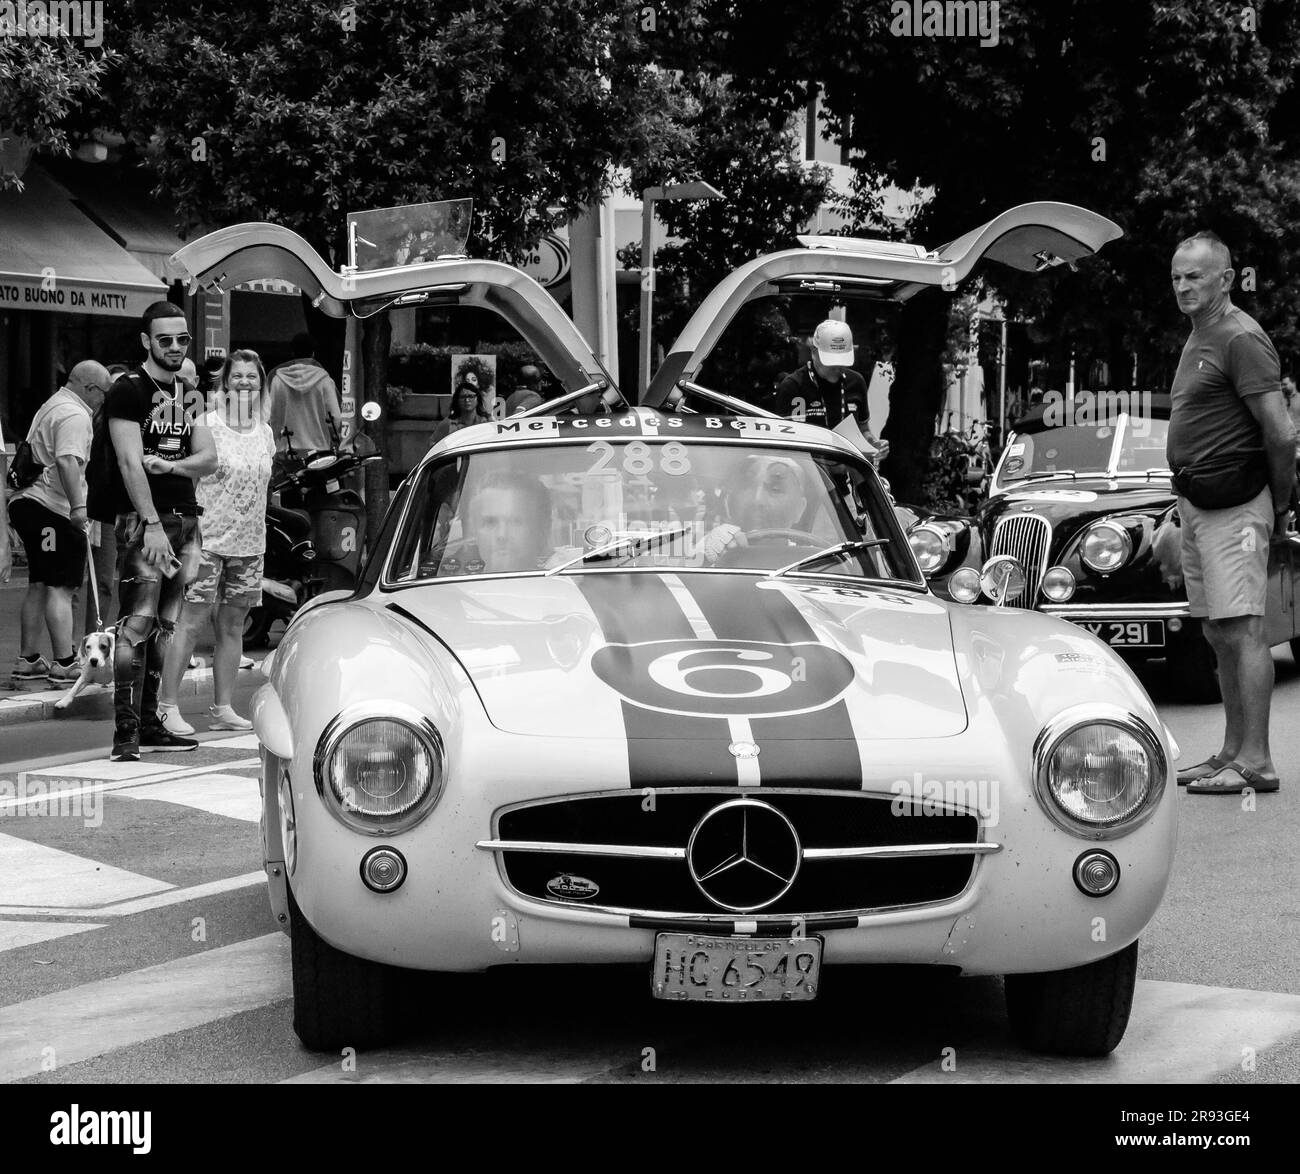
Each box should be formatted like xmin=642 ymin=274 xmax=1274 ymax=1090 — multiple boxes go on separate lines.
xmin=696 ymin=455 xmax=810 ymax=564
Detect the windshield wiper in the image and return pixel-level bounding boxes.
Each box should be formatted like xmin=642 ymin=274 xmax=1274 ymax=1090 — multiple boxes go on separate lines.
xmin=544 ymin=526 xmax=691 ymax=576
xmin=1012 ymin=469 xmax=1079 ymax=483
xmin=766 ymin=538 xmax=890 ymax=579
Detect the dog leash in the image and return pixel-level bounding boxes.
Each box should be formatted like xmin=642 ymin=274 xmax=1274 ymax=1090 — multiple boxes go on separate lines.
xmin=85 ymin=531 xmax=103 ymax=633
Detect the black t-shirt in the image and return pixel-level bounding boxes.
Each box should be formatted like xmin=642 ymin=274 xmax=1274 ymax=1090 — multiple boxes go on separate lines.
xmin=772 ymin=364 xmax=870 ymax=429
xmin=104 ymin=368 xmax=199 ymax=516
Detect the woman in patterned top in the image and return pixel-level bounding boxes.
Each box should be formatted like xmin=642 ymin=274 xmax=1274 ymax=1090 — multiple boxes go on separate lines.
xmin=157 ymin=350 xmax=275 ymax=733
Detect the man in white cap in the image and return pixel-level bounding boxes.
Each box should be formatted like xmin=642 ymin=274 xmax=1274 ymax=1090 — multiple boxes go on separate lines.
xmin=773 ymin=319 xmax=889 ymax=460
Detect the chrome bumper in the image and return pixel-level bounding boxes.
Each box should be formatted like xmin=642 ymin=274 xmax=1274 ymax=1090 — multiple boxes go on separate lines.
xmin=1040 ymin=602 xmax=1190 ymax=621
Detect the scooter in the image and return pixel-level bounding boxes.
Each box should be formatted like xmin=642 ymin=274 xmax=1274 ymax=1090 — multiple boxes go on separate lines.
xmin=243 ymin=489 xmax=319 ymax=649
xmin=274 ymin=417 xmax=381 ymax=594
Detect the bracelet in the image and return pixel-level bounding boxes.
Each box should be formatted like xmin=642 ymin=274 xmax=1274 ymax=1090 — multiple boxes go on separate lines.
xmin=145 ymin=518 xmax=162 ymax=527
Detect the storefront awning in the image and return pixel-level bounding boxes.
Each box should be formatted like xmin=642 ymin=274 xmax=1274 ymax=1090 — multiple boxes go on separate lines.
xmin=0 ymin=167 xmax=167 ymax=318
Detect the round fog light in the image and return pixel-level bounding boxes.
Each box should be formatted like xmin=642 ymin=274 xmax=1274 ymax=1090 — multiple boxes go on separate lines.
xmin=949 ymin=566 xmax=982 ymax=604
xmin=1042 ymin=566 xmax=1075 ymax=602
xmin=360 ymin=846 xmax=407 ymax=893
xmin=1168 ymin=617 xmax=1182 ymax=633
xmin=1073 ymin=850 xmax=1120 ymax=897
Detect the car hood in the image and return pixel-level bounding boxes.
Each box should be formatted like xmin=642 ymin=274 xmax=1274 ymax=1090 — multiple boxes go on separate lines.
xmin=983 ymin=478 xmax=1176 ymax=544
xmin=385 ymin=572 xmax=967 ymax=740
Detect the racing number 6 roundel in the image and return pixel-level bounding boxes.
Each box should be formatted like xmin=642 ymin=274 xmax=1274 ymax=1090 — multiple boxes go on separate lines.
xmin=591 ymin=640 xmax=855 ymax=718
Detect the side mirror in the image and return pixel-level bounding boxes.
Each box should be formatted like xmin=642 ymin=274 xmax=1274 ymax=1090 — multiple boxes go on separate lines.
xmin=979 ymin=555 xmax=1027 ymax=608
xmin=361 ymin=401 xmax=382 ymax=422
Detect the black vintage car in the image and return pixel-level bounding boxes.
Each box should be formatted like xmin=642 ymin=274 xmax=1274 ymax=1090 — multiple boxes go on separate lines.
xmin=901 ymin=393 xmax=1300 ymax=702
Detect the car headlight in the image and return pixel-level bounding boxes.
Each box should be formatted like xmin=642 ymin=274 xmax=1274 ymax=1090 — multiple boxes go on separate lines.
xmin=1042 ymin=566 xmax=1076 ymax=602
xmin=949 ymin=566 xmax=982 ymax=604
xmin=908 ymin=525 xmax=950 ymax=575
xmin=313 ymin=702 xmax=446 ymax=834
xmin=1080 ymin=521 xmax=1132 ymax=573
xmin=1033 ymin=708 xmax=1166 ymax=838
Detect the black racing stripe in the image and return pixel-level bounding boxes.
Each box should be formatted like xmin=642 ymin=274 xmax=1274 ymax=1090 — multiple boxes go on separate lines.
xmin=577 ymin=574 xmax=738 ymax=787
xmin=676 ymin=576 xmax=863 ymax=791
xmin=577 ymin=572 xmax=695 ymax=642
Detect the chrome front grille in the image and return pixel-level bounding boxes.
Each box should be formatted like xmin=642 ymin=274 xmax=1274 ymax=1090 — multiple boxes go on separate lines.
xmin=480 ymin=789 xmax=998 ymax=923
xmin=990 ymin=513 xmax=1052 ymax=606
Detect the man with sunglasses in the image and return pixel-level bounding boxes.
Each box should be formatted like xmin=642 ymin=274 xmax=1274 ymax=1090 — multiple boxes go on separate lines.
xmin=99 ymin=301 xmax=217 ymax=760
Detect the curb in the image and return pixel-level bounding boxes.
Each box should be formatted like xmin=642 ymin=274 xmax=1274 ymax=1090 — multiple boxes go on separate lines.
xmin=0 ymin=660 xmax=265 ymax=727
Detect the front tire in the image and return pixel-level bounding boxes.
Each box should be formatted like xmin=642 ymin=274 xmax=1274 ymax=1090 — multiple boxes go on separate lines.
xmin=288 ymin=884 xmax=399 ymax=1051
xmin=1004 ymin=939 xmax=1139 ymax=1056
xmin=1166 ymin=622 xmax=1220 ymax=703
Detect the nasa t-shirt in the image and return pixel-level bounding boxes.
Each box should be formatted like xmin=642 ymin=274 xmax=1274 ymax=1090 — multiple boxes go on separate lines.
xmin=104 ymin=368 xmax=199 ymax=515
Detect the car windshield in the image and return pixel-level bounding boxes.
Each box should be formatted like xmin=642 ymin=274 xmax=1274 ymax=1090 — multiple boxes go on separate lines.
xmin=385 ymin=439 xmax=919 ymax=584
xmin=997 ymin=414 xmax=1170 ymax=484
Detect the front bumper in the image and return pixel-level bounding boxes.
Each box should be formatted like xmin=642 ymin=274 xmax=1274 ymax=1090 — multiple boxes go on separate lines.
xmin=1039 ymin=602 xmax=1190 ymax=622
xmin=275 ymin=768 xmax=1177 ymax=980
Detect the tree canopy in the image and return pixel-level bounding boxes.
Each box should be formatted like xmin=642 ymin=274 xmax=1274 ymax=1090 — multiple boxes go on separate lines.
xmin=0 ymin=32 xmax=114 ymax=191
xmin=100 ymin=0 xmax=693 ymax=262
xmin=663 ymin=0 xmax=1300 ymax=497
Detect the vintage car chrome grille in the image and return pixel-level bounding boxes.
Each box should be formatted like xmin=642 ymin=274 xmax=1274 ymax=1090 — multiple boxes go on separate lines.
xmin=989 ymin=513 xmax=1052 ymax=606
xmin=485 ymin=790 xmax=991 ymax=920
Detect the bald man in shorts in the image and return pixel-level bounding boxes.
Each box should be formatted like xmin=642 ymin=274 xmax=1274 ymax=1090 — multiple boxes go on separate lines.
xmin=1169 ymin=231 xmax=1297 ymax=795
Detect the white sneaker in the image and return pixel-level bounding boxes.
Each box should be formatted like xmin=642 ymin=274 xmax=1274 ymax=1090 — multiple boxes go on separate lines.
xmin=157 ymin=704 xmax=195 ymax=736
xmin=208 ymin=705 xmax=252 ymax=731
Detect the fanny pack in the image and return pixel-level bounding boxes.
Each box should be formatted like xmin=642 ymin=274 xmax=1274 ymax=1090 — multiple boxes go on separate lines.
xmin=5 ymin=439 xmax=45 ymax=491
xmin=1171 ymin=456 xmax=1268 ymax=511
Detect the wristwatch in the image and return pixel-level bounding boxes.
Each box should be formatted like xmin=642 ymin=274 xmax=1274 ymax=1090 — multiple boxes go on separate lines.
xmin=145 ymin=518 xmax=162 ymax=527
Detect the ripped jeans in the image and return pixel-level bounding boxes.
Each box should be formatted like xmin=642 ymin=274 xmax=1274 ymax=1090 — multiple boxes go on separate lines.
xmin=113 ymin=511 xmax=202 ymax=737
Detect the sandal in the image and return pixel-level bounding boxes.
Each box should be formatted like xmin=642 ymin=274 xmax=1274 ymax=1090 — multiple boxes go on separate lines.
xmin=1176 ymin=754 xmax=1228 ymax=787
xmin=1186 ymin=761 xmax=1281 ymax=795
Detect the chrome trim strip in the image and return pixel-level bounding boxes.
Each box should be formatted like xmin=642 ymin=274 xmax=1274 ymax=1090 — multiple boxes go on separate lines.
xmin=477 ymin=839 xmax=686 ymax=860
xmin=500 ymin=893 xmax=973 ymax=925
xmin=801 ymin=842 xmax=1001 ymax=860
xmin=1043 ymin=602 xmax=1189 ymax=619
xmin=477 ymin=840 xmax=1000 ymax=861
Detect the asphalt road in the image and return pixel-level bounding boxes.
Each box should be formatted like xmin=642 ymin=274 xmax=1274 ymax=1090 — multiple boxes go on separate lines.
xmin=1 ymin=650 xmax=1297 ymax=1085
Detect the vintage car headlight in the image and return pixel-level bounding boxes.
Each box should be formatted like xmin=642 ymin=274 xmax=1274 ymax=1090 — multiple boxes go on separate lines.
xmin=908 ymin=525 xmax=950 ymax=575
xmin=314 ymin=702 xmax=446 ymax=834
xmin=1080 ymin=521 xmax=1132 ymax=573
xmin=1033 ymin=708 xmax=1166 ymax=838
xmin=1042 ymin=566 xmax=1076 ymax=602
xmin=949 ymin=566 xmax=982 ymax=603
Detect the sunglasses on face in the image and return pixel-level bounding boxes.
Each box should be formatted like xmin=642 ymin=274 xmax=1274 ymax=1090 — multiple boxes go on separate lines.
xmin=152 ymin=334 xmax=192 ymax=348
